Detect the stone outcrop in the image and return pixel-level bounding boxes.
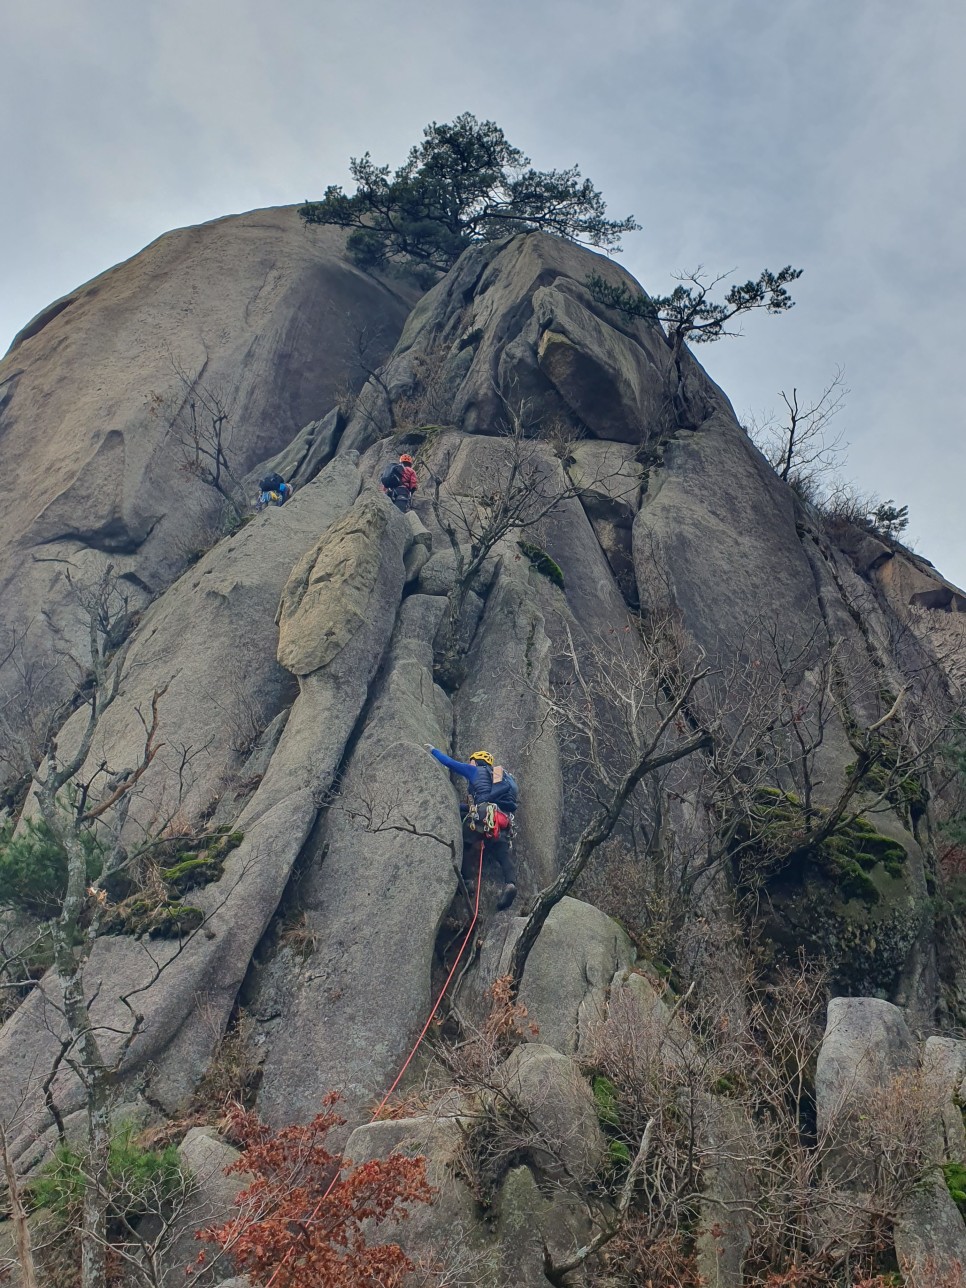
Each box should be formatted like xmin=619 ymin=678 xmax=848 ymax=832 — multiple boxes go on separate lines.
xmin=816 ymin=998 xmax=966 ymax=1279
xmin=3 ymin=219 xmax=966 ymax=1285
xmin=255 ymin=593 xmax=462 ymax=1127
xmin=0 ymin=207 xmax=418 ymax=754
xmin=480 ymin=897 xmax=634 ymax=1055
xmin=340 ymin=231 xmax=728 ymax=452
xmin=166 ymin=1128 xmax=250 ymax=1286
xmin=277 ymin=491 xmax=395 ymax=674
xmin=0 ymin=462 xmax=418 ymax=1159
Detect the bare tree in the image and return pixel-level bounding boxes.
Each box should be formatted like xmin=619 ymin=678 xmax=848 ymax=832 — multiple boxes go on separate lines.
xmin=573 ymin=949 xmax=945 ymax=1286
xmin=519 ymin=609 xmax=947 ymax=994
xmin=507 ymin=621 xmax=713 ymax=993
xmin=0 ymin=566 xmax=219 ymax=1288
xmin=746 ymin=368 xmax=849 ymax=499
xmin=150 ymin=349 xmax=246 ymax=522
xmin=426 ymin=397 xmax=632 ymax=685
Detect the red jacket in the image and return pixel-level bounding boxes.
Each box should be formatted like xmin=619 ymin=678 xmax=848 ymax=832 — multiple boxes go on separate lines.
xmin=400 ymin=465 xmax=418 ymax=492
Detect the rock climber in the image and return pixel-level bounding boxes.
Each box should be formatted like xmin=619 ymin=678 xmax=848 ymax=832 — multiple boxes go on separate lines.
xmin=255 ymin=471 xmax=294 ymax=511
xmin=380 ymin=453 xmax=419 ymax=514
xmin=426 ymin=745 xmax=518 ymax=909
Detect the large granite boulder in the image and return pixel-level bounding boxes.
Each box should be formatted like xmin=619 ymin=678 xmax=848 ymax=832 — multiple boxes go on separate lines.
xmin=0 ymin=207 xmax=418 ymax=739
xmin=0 ymin=477 xmax=415 ymax=1158
xmin=339 ymin=231 xmax=730 ymax=452
xmin=493 ymin=1043 xmax=604 ymax=1182
xmin=165 ymin=1127 xmax=250 ymax=1286
xmin=38 ymin=452 xmax=363 ymax=829
xmin=480 ymin=897 xmax=634 ymax=1056
xmin=256 ymin=594 xmax=462 ymax=1128
xmin=816 ymin=998 xmax=966 ymax=1277
xmin=278 ymin=492 xmax=394 ymax=674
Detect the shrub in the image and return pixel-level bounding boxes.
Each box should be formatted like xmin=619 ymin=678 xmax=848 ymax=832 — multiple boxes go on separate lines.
xmin=28 ymin=1125 xmax=185 ymax=1230
xmin=199 ymin=1096 xmax=434 ymax=1287
xmin=0 ymin=816 xmax=102 ymax=919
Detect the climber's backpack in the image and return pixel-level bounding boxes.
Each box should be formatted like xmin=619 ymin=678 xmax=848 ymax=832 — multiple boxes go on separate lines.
xmin=380 ymin=460 xmax=405 ymax=490
xmin=488 ymin=767 xmax=518 ymax=814
xmin=260 ymin=472 xmax=285 ymax=493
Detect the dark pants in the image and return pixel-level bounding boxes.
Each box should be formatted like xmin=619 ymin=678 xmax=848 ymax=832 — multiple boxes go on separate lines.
xmin=485 ymin=836 xmax=517 ymax=885
xmin=461 ymin=813 xmax=516 ymax=886
xmin=390 ymin=487 xmax=414 ymax=513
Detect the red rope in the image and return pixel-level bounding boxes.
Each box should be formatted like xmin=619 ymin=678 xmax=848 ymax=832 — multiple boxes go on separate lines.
xmin=264 ymin=840 xmax=485 ymax=1286
xmin=370 ymin=839 xmax=484 ymax=1119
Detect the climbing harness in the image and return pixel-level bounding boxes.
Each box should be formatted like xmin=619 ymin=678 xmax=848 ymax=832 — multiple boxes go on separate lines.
xmin=264 ymin=840 xmax=486 ymax=1288
xmin=465 ymin=800 xmax=513 ymax=842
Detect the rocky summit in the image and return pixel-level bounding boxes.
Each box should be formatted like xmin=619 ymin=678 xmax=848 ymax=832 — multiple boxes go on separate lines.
xmin=2 ymin=210 xmax=966 ymax=1287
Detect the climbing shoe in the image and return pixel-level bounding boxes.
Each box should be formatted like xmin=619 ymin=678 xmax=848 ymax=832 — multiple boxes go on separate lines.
xmin=497 ymin=883 xmax=517 ymax=910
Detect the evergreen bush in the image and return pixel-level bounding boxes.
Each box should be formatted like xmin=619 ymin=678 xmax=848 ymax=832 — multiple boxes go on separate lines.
xmin=0 ymin=816 xmax=102 ymax=920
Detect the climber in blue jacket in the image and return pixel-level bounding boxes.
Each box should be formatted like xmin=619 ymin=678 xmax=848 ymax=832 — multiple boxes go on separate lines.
xmin=427 ymin=746 xmax=518 ymax=909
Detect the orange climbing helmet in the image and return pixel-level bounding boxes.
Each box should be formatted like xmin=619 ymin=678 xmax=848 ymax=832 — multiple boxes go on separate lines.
xmin=399 ymin=453 xmax=414 ymax=465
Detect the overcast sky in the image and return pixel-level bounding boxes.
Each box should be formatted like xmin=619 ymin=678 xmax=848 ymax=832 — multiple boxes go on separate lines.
xmin=4 ymin=0 xmax=964 ymax=586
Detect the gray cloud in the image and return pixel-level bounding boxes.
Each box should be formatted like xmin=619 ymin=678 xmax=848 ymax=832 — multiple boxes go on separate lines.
xmin=3 ymin=0 xmax=963 ymax=582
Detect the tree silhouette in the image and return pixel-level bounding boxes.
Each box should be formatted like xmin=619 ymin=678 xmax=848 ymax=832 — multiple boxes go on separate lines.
xmin=300 ymin=113 xmax=639 ymax=280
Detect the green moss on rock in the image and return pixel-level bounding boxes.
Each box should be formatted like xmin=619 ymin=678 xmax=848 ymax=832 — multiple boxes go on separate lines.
xmin=592 ymin=1075 xmax=620 ymax=1128
xmin=826 ymin=816 xmax=906 ymax=878
xmin=160 ymin=828 xmax=243 ymax=894
xmin=101 ymin=895 xmax=204 ymax=939
xmin=736 ymin=790 xmax=921 ymax=994
xmin=943 ymin=1161 xmax=966 ymax=1216
xmin=207 ymin=830 xmax=244 ymax=859
xmin=837 ymin=860 xmax=880 ymax=904
xmin=161 ymin=856 xmax=224 ymax=894
xmin=740 ymin=790 xmax=907 ymax=894
xmin=517 ymin=541 xmax=564 ymax=589
xmin=608 ymin=1139 xmax=631 ymax=1168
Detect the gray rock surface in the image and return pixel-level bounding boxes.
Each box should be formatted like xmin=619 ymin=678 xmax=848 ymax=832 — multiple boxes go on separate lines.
xmin=924 ymin=1036 xmax=966 ymax=1160
xmin=493 ymin=1042 xmax=604 ymax=1183
xmin=567 ymin=439 xmax=643 ymax=591
xmin=166 ymin=1127 xmax=250 ymax=1286
xmin=49 ymin=451 xmax=362 ymax=828
xmin=343 ymin=1115 xmax=489 ymax=1271
xmin=0 ymin=465 xmax=413 ymax=1151
xmin=277 ymin=490 xmax=395 ymax=674
xmin=815 ymin=999 xmax=966 ymax=1274
xmin=256 ymin=594 xmax=462 ymax=1127
xmin=340 ymin=231 xmax=710 ymax=451
xmin=816 ymin=997 xmax=917 ymax=1143
xmin=493 ymin=1163 xmax=590 ymax=1285
xmin=3 ymin=213 xmax=966 ymax=1288
xmin=454 ymin=560 xmax=561 ymax=895
xmin=0 ymin=208 xmax=418 ymax=737
xmin=483 ymin=897 xmax=633 ymax=1056
xmin=248 ymin=406 xmax=344 ymax=492
xmin=694 ymin=1096 xmax=758 ymax=1288
xmin=894 ymin=1175 xmax=966 ymax=1284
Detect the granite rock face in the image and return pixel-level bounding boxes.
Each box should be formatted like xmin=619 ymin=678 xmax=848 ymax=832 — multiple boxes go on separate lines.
xmin=3 ymin=223 xmax=966 ymax=1285
xmin=0 ymin=207 xmax=418 ymax=746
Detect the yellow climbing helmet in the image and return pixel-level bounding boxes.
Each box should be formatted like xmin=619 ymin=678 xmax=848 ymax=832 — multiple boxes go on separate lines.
xmin=470 ymin=750 xmax=494 ymax=766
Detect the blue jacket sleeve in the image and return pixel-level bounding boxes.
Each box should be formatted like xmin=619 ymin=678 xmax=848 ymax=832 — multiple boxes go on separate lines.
xmin=430 ymin=748 xmax=479 ymax=785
